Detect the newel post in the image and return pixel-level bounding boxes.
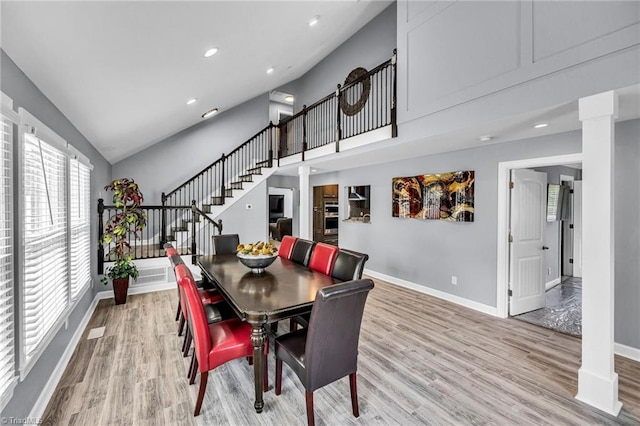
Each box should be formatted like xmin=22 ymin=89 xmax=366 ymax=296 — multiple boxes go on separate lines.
xmin=336 ymin=84 xmax=342 ymax=152
xmin=160 ymin=192 xmax=167 ymax=246
xmin=391 ymin=48 xmax=398 ymax=138
xmin=220 ymin=152 xmax=226 ymax=205
xmin=191 ymin=200 xmax=198 ymax=265
xmin=268 ymin=121 xmax=274 ymax=168
xmin=302 ymin=105 xmax=308 ymax=161
xmin=97 ymin=198 xmax=105 ymax=274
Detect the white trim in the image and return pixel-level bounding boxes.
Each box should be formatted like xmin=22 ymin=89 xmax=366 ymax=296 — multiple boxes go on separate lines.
xmin=364 ymin=268 xmax=498 ymax=317
xmin=496 ymin=153 xmax=583 ymax=318
xmin=614 ymin=343 xmax=640 ymax=362
xmin=304 ymin=142 xmax=336 ymax=161
xmin=96 ymin=281 xmax=175 ymax=300
xmin=279 ymin=153 xmax=303 ymax=167
xmin=545 ymin=277 xmax=561 ymax=291
xmin=18 ymin=107 xmax=67 ymax=151
xmin=28 ymin=294 xmax=100 ymax=419
xmin=339 ymin=125 xmax=392 ymax=151
xmin=1 ymin=92 xmax=19 ymax=123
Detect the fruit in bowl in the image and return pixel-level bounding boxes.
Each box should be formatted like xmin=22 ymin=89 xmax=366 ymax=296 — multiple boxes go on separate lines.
xmin=236 ymin=241 xmax=278 ymax=256
xmin=236 ymin=241 xmax=278 ymax=273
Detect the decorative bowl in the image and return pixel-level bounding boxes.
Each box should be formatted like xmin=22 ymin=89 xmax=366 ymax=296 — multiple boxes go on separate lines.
xmin=236 ymin=252 xmax=277 ymax=274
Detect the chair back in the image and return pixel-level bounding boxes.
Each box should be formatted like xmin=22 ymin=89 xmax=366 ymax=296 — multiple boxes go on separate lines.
xmin=308 ymin=243 xmax=339 ymax=275
xmin=331 ymin=250 xmax=369 ymax=282
xmin=164 ymin=242 xmax=178 ymax=257
xmin=305 ymin=279 xmax=374 ymax=392
xmin=213 ymin=234 xmax=240 ymax=254
xmin=278 ymin=235 xmax=298 ymax=259
xmin=176 ymin=264 xmax=211 ymax=370
xmin=169 ymin=254 xmax=185 ymax=301
xmin=290 ymin=239 xmax=315 ymax=266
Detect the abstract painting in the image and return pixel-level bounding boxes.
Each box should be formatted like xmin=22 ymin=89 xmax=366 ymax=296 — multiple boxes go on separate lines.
xmin=392 ymin=171 xmax=475 ymax=222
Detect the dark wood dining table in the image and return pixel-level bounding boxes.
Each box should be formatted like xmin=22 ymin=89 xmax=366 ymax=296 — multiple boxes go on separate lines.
xmin=197 ymin=253 xmax=340 ymax=413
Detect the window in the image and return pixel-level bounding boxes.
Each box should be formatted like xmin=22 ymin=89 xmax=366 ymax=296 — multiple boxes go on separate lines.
xmin=22 ymin=132 xmax=69 ymax=370
xmin=69 ymin=157 xmax=91 ymax=300
xmin=0 ymin=94 xmax=17 ymax=409
xmin=18 ymin=108 xmax=93 ymax=378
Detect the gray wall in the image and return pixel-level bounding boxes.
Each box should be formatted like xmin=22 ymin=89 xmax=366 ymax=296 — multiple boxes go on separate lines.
xmin=216 ymin=180 xmax=269 ymax=244
xmin=278 ymin=3 xmax=396 ymax=114
xmin=396 ymin=1 xmax=640 ymax=146
xmin=614 ymin=119 xmax=640 ymax=349
xmin=533 ymin=165 xmax=582 ymax=284
xmin=308 ymin=120 xmax=639 ymax=349
xmin=1 ymin=49 xmax=111 ymax=418
xmin=112 ymin=94 xmax=270 ymax=204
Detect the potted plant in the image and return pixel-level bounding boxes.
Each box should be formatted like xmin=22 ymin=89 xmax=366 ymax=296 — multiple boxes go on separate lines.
xmin=100 ymin=178 xmax=146 ymax=304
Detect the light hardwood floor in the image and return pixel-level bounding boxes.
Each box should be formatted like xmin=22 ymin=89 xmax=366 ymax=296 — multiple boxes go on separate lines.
xmin=42 ymin=278 xmax=640 ymax=425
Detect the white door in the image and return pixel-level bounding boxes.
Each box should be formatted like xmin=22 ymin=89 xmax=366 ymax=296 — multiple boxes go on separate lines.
xmin=572 ymin=181 xmax=583 ymax=277
xmin=509 ymin=169 xmax=547 ymax=315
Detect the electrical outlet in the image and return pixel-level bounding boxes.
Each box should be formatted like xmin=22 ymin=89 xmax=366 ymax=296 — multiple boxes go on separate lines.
xmin=246 ymin=204 xmax=252 ymax=210
xmin=451 ymin=276 xmax=457 ymax=285
xmin=548 ymin=267 xmax=552 ymax=275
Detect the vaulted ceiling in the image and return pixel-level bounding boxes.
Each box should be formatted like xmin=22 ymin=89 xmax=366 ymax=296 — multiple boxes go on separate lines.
xmin=1 ymin=1 xmax=392 ymax=163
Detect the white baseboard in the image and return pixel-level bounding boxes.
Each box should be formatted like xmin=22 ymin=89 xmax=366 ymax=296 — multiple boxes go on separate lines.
xmin=545 ymin=277 xmax=561 ymax=291
xmin=614 ymin=342 xmax=640 ymax=361
xmin=29 ymin=294 xmax=101 ymax=419
xmin=364 ymin=268 xmax=498 ymax=317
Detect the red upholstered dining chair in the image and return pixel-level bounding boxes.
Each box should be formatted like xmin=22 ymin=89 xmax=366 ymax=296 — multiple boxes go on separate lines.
xmin=307 ymin=242 xmax=339 ymax=275
xmin=176 ymin=264 xmax=268 ymax=416
xmin=168 ymin=254 xmax=236 ymax=360
xmin=275 ymin=279 xmax=374 ymax=426
xmin=278 ymin=235 xmax=298 ymax=259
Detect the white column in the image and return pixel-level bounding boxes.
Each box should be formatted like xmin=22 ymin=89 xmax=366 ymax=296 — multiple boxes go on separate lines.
xmin=298 ymin=166 xmax=311 ymax=239
xmin=576 ymin=90 xmax=621 ymax=416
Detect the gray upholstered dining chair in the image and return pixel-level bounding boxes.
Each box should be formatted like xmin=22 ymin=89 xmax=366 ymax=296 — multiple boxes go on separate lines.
xmin=212 ymin=233 xmax=240 ymax=254
xmin=275 ymin=279 xmax=374 ymax=426
xmin=290 ymin=249 xmax=369 ymax=330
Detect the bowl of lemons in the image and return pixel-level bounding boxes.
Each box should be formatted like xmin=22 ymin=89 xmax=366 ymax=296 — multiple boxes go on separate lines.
xmin=236 ymin=241 xmax=278 ymax=274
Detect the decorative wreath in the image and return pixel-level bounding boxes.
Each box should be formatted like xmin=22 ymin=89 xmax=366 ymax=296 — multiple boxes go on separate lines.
xmin=340 ymin=67 xmax=371 ymax=116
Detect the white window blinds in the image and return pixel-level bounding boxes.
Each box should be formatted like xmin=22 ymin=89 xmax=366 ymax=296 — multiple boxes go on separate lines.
xmin=69 ymin=158 xmax=91 ymax=300
xmin=0 ymin=109 xmax=16 ymax=409
xmin=22 ymin=133 xmax=69 ymax=364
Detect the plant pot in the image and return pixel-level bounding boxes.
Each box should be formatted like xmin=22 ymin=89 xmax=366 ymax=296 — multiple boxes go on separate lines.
xmin=113 ymin=277 xmax=130 ymax=305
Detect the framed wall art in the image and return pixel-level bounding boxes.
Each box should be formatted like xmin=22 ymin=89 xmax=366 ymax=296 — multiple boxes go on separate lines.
xmin=392 ymin=171 xmax=475 ymax=222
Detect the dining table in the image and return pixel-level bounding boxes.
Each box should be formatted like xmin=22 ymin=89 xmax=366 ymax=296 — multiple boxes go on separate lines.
xmin=197 ymin=253 xmax=340 ymax=413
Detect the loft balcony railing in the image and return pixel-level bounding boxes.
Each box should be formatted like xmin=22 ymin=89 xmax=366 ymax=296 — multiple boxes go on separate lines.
xmin=98 ymin=51 xmax=396 ymax=267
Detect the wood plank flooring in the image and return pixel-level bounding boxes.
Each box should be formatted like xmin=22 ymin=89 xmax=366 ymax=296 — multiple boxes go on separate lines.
xmin=42 ymin=278 xmax=640 ymax=425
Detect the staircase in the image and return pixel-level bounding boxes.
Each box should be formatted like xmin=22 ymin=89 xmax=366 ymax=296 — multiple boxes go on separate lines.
xmin=99 ymin=50 xmax=398 ymax=270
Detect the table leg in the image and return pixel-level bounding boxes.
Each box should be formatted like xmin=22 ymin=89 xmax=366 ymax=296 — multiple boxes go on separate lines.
xmin=251 ymin=325 xmax=266 ymax=413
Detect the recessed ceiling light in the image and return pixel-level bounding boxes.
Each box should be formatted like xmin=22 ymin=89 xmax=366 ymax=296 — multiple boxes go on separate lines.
xmin=201 ymin=108 xmax=218 ymax=119
xmin=266 ymin=67 xmax=275 ymax=74
xmin=204 ymin=48 xmax=218 ymax=58
xmin=533 ymin=123 xmax=548 ymax=129
xmin=309 ymin=16 xmax=319 ymax=27
xmin=311 ymin=169 xmax=317 ymax=172
xmin=284 ymin=95 xmax=294 ymax=102
xmin=479 ymin=135 xmax=493 ymax=142
xmin=187 ymin=98 xmax=197 ymax=105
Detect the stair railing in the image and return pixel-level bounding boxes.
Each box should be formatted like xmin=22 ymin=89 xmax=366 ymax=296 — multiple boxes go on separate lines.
xmin=98 ymin=198 xmax=223 ymax=272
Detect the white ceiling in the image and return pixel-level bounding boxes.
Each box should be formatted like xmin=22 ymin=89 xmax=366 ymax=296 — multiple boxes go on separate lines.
xmin=1 ymin=0 xmax=392 ymax=164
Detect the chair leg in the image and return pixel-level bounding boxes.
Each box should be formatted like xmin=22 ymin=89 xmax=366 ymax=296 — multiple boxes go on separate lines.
xmin=247 ymin=356 xmax=253 ymax=365
xmin=349 ymin=373 xmax=359 ymax=418
xmin=177 ymin=314 xmax=185 ymax=336
xmin=270 ymin=322 xmax=278 ymax=333
xmin=263 ymin=353 xmax=269 ymax=392
xmin=189 ymin=356 xmax=199 ymax=385
xmin=305 ymin=391 xmax=315 ymax=426
xmin=194 ymin=372 xmax=208 ymax=416
xmin=289 ymin=318 xmax=297 ymax=331
xmin=175 ymin=301 xmax=181 ymax=321
xmin=182 ymin=328 xmax=192 ymax=357
xmin=275 ymin=358 xmax=282 ymax=395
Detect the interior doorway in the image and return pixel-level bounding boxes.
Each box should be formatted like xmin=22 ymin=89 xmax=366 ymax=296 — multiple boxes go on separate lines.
xmin=498 ymin=156 xmax=584 ymax=336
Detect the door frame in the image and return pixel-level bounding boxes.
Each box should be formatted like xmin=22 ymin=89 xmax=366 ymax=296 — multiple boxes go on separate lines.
xmin=559 ymin=174 xmax=575 ymax=278
xmin=496 ymin=153 xmax=582 ymax=318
